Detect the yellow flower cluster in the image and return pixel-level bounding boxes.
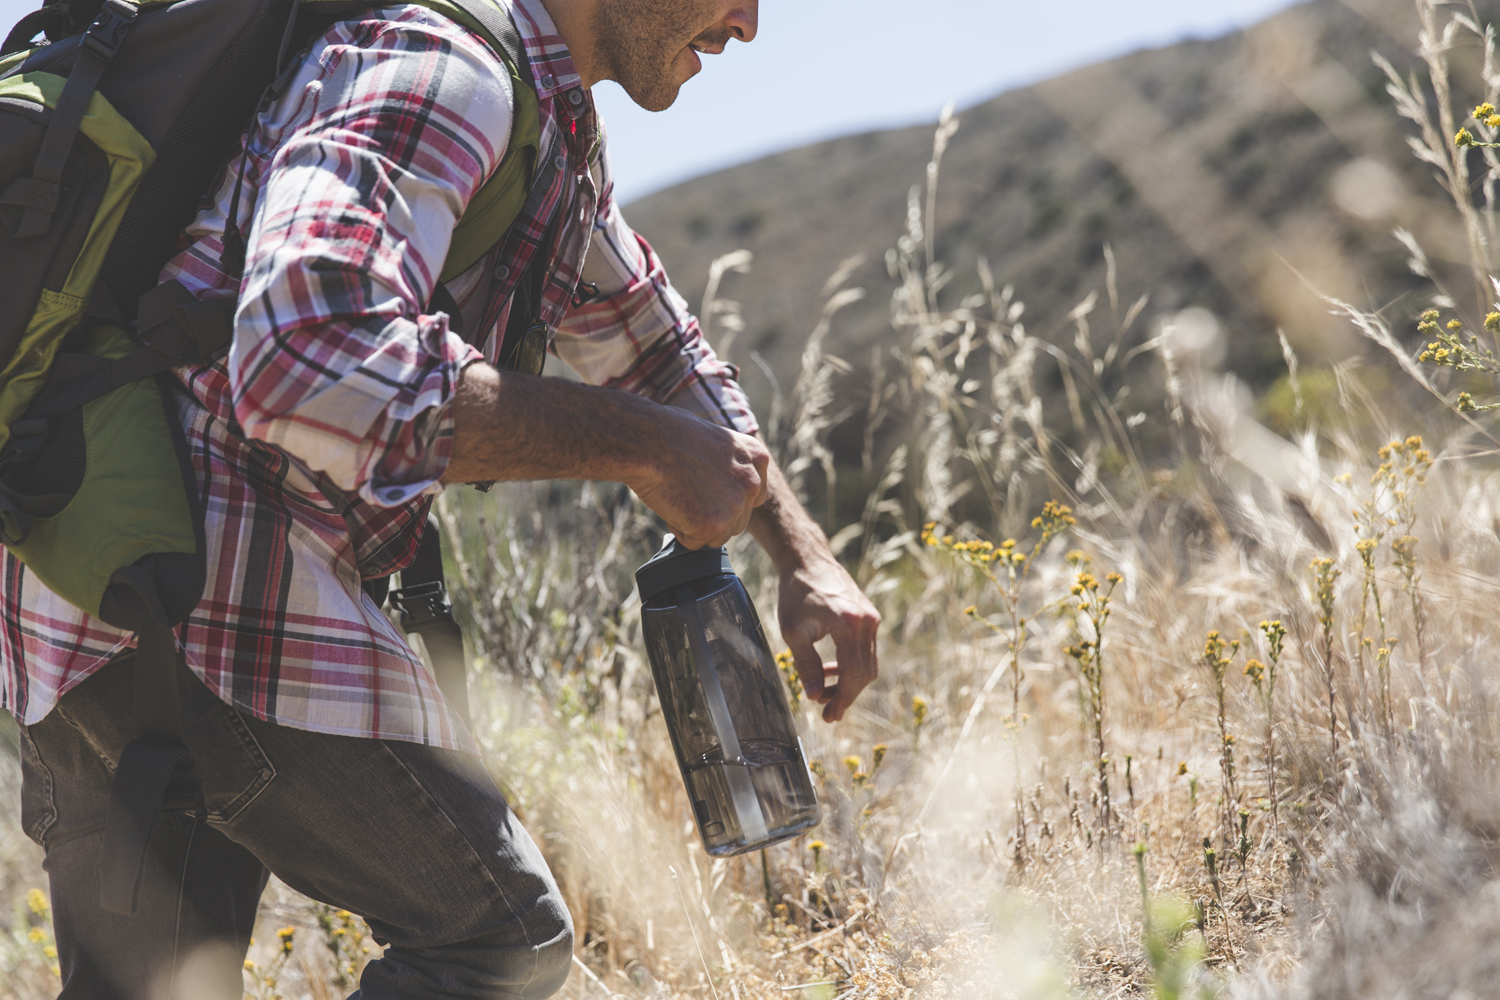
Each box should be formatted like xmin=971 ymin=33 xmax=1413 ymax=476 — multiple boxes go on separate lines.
xmin=1457 ymin=104 xmax=1500 ymax=146
xmin=1202 ymin=631 xmax=1239 ymax=678
xmin=23 ymin=889 xmax=58 ymax=977
xmin=775 ymin=649 xmax=803 ymax=708
xmin=922 ymin=522 xmax=1029 ymax=571
xmin=1374 ymin=437 xmax=1433 ymax=496
xmin=1259 ymin=619 xmax=1287 ymax=662
xmin=1418 ymin=313 xmax=1500 ymax=406
xmin=1243 ymin=658 xmax=1267 ymax=686
xmin=1031 ymin=500 xmax=1077 ymax=533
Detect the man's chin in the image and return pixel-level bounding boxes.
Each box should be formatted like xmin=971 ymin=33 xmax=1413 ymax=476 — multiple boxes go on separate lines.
xmin=624 ymin=77 xmax=685 ymax=113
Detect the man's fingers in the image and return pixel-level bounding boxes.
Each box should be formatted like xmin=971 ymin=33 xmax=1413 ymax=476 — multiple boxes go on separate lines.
xmin=823 ymin=628 xmax=858 ymax=722
xmin=785 ymin=631 xmax=829 ymax=704
xmin=822 ymin=614 xmax=879 ymax=723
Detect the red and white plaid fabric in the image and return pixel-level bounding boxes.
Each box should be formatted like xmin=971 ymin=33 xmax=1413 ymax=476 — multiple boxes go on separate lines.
xmin=0 ymin=0 xmax=756 ymax=752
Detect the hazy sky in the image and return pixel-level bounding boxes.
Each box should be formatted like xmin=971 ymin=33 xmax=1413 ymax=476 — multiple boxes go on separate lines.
xmin=596 ymin=0 xmax=1305 ymax=201
xmin=1 ymin=0 xmax=1303 ymax=200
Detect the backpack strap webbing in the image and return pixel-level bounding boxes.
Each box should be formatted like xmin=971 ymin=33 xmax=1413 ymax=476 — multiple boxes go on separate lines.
xmin=98 ymin=565 xmax=196 ymax=915
xmin=388 ymin=516 xmax=471 ymax=726
xmin=0 ymin=0 xmax=138 ymax=238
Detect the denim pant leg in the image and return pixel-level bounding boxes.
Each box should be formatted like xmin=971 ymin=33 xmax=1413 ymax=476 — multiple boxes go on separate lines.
xmin=22 ymin=651 xmax=573 ymax=1000
xmin=220 ymin=713 xmax=574 ymax=1000
xmin=20 ymin=659 xmax=270 ymax=1000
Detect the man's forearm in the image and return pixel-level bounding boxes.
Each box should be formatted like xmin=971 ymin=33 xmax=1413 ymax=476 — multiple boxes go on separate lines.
xmin=747 ymin=457 xmax=838 ymax=573
xmin=443 ymin=362 xmax=771 ymax=550
xmin=441 ymin=362 xmax=659 ymax=486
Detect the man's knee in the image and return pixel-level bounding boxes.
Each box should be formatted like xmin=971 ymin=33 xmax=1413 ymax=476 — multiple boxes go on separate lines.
xmin=522 ymin=905 xmax=575 ymax=1000
xmin=372 ymin=885 xmax=574 ymax=999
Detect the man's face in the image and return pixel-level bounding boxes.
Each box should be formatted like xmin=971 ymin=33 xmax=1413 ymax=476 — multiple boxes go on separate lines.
xmin=593 ymin=0 xmax=758 ymax=112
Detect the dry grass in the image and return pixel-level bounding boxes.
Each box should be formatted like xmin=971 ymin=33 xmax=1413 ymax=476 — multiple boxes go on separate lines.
xmin=10 ymin=1 xmax=1500 ymax=997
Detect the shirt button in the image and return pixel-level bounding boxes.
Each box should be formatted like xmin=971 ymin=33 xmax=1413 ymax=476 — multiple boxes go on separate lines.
xmin=567 ymin=88 xmax=584 ymax=106
xmin=494 ymin=263 xmax=511 ymax=281
xmin=553 ymin=154 xmax=567 ymax=171
xmin=540 ymin=73 xmax=556 ymax=89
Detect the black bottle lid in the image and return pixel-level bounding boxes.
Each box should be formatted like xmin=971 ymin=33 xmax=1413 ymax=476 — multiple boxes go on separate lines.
xmin=635 ymin=535 xmax=735 ymax=605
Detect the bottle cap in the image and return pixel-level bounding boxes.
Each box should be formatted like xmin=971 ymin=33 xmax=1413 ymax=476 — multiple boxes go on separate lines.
xmin=635 ymin=535 xmax=735 ymax=605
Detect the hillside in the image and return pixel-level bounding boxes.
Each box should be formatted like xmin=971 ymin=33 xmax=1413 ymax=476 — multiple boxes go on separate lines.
xmin=622 ymin=0 xmax=1487 ymax=429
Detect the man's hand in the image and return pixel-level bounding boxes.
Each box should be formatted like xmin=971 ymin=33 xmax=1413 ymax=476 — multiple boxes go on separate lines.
xmin=629 ymin=415 xmax=770 ymax=550
xmin=778 ymin=556 xmax=881 ymax=723
xmin=748 ymin=456 xmax=880 ymax=723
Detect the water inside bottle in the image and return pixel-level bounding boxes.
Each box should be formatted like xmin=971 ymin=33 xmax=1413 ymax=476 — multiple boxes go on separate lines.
xmin=683 ymin=739 xmax=819 ymax=854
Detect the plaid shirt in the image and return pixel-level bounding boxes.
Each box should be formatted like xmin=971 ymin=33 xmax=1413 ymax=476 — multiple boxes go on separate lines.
xmin=0 ymin=0 xmax=756 ymax=752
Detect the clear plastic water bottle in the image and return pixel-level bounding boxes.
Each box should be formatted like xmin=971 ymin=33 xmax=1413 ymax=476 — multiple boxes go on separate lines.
xmin=637 ymin=537 xmax=821 ymax=856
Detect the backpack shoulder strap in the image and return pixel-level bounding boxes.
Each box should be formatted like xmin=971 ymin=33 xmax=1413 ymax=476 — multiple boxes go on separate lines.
xmin=299 ymin=0 xmax=542 ymax=283
xmin=403 ymin=0 xmax=543 ymax=284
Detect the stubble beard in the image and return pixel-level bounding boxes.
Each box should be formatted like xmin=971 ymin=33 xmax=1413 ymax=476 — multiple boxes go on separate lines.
xmin=593 ymin=0 xmax=721 ymax=112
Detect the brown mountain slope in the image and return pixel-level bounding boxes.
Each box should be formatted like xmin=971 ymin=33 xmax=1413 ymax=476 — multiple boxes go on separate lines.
xmin=621 ymin=0 xmax=1484 ymax=422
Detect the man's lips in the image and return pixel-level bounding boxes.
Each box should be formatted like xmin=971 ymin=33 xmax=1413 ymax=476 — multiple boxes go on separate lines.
xmin=690 ymin=31 xmax=731 ymax=56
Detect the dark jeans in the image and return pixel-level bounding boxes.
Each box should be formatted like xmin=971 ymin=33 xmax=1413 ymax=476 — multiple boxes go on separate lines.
xmin=18 ymin=652 xmax=573 ymax=1000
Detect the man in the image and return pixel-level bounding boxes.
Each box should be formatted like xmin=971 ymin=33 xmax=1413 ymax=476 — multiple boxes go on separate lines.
xmin=1 ymin=0 xmax=880 ymax=997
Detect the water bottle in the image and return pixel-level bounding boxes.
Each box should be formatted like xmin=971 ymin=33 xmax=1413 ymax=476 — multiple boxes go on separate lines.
xmin=636 ymin=536 xmax=822 ymax=856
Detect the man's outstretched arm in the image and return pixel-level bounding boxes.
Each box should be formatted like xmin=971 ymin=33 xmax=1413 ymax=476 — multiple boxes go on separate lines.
xmin=443 ymin=362 xmax=879 ymax=722
xmin=748 ymin=459 xmax=880 ymax=723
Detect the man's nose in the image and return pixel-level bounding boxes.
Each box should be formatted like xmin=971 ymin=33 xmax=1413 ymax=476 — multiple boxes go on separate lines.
xmin=725 ymin=1 xmax=758 ymax=43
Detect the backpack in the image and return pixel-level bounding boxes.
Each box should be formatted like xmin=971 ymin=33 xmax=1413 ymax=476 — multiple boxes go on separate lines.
xmin=0 ymin=0 xmax=545 ymax=915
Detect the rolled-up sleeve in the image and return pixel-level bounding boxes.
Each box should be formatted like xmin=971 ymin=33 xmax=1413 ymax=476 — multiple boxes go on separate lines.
xmin=553 ymin=149 xmax=759 ymax=437
xmin=229 ymin=11 xmax=511 ymax=507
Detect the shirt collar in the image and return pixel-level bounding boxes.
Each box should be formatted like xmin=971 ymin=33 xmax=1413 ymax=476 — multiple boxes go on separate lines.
xmin=506 ymin=0 xmax=585 ymax=102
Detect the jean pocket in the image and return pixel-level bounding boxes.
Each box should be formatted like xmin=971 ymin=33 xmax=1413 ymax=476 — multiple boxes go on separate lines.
xmin=17 ymin=726 xmax=57 ymax=846
xmin=173 ymin=667 xmax=277 ymax=825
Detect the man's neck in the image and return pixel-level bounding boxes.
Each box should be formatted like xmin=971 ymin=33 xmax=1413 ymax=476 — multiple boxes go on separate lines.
xmin=534 ymin=0 xmax=605 ymax=88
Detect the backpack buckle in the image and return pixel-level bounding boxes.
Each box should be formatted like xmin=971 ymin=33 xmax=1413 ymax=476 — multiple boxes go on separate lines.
xmin=389 ymin=581 xmax=454 ymax=633
xmin=81 ymin=0 xmax=139 ymax=62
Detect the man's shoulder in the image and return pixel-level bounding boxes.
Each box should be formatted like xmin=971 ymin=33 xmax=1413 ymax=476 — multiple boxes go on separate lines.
xmin=305 ymin=3 xmax=518 ymax=130
xmin=320 ymin=3 xmax=513 ymax=72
